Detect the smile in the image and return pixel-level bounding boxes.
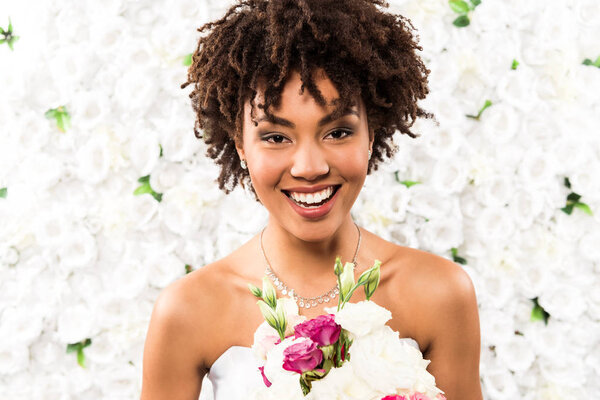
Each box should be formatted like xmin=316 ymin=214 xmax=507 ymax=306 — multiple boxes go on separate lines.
xmin=281 ymin=185 xmax=341 ymax=219
xmin=284 ymin=186 xmax=339 ymax=208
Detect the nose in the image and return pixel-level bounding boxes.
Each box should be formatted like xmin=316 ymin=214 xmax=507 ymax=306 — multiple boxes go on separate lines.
xmin=289 ymin=143 xmax=329 ymax=181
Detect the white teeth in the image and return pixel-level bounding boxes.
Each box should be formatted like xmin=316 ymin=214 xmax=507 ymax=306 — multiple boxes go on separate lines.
xmin=288 ymin=186 xmax=335 ymax=207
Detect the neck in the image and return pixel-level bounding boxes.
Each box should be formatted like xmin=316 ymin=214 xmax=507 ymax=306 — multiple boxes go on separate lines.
xmin=260 ymin=216 xmax=360 ymax=294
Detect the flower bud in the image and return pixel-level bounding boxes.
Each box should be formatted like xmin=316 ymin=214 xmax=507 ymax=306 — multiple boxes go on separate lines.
xmin=262 ymin=276 xmax=278 ymax=308
xmin=257 ymin=299 xmax=278 ymax=329
xmin=248 ymin=283 xmax=262 ymax=298
xmin=339 ymin=262 xmax=355 ymax=301
xmin=333 ymin=256 xmax=343 ymax=276
xmin=360 ymin=260 xmax=381 ymax=300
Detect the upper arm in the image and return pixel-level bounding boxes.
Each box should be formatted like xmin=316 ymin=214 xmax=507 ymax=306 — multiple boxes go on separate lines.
xmin=424 ymin=260 xmax=483 ymax=400
xmin=140 ymin=282 xmax=206 ymax=400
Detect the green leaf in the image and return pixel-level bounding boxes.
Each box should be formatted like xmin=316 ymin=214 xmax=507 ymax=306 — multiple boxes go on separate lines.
xmin=574 ymin=202 xmax=593 ymax=216
xmin=470 ymin=0 xmax=482 ymax=6
xmin=138 ymin=175 xmax=150 ymax=183
xmin=449 ymin=0 xmax=470 ymax=14
xmin=0 ymin=39 xmax=5 ymax=45
xmin=133 ymin=183 xmax=152 ymax=195
xmin=530 ymin=297 xmax=550 ymax=325
xmin=66 ymin=343 xmax=80 ymax=353
xmin=582 ymin=59 xmax=593 ymax=66
xmin=0 ymin=26 xmax=5 ymax=35
xmin=453 ymin=15 xmax=470 ymax=27
xmin=451 ymin=248 xmax=467 ymax=265
xmin=566 ymin=192 xmax=581 ymax=202
xmin=564 ymin=177 xmax=571 ymax=189
xmin=185 ymin=264 xmax=194 ymax=274
xmin=8 ymin=17 xmax=13 ymax=33
xmin=511 ymin=59 xmax=519 ymax=70
xmin=159 ymin=144 xmax=163 ymax=158
xmin=183 ymin=53 xmax=193 ymax=66
xmin=44 ymin=109 xmax=57 ymax=119
xmin=0 ymin=187 xmax=6 ymax=198
xmin=560 ymin=204 xmax=574 ymax=215
xmin=77 ymin=348 xmax=86 ymax=368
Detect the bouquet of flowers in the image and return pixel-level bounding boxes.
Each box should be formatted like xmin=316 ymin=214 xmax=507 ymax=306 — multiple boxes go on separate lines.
xmin=247 ymin=257 xmax=447 ymax=400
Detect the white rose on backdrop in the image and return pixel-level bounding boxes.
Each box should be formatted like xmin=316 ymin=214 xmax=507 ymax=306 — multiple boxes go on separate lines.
xmin=516 ymin=148 xmax=558 ymax=189
xmin=157 ymin=120 xmax=202 ymax=164
xmin=85 ymin=330 xmax=122 ymax=365
xmin=537 ymin=280 xmax=587 ymax=322
xmin=160 ymin=185 xmax=212 ymax=236
xmin=56 ymin=226 xmax=98 ymax=274
xmin=146 ymin=251 xmax=185 ymax=288
xmin=482 ymin=367 xmax=521 ymax=399
xmin=129 ymin=193 xmax=160 ymax=230
xmin=469 ymin=0 xmax=510 ymax=32
xmin=114 ymin=67 xmax=160 ymax=115
xmin=11 ymin=110 xmax=51 ymax=154
xmin=553 ymin=211 xmax=593 ymax=244
xmin=406 ymin=184 xmax=454 ymax=220
xmin=475 ymin=174 xmax=514 ymax=208
xmin=221 ymin=190 xmax=269 ymax=233
xmin=150 ymin=22 xmax=196 ymax=59
xmin=89 ymin=15 xmax=129 ymax=57
xmin=0 ymin=304 xmax=43 ymax=348
xmin=479 ymin=306 xmax=515 ymax=346
xmin=75 ymin=134 xmax=113 ymax=185
xmin=578 ymin=229 xmax=600 ymax=262
xmin=495 ymin=334 xmax=535 ymax=373
xmin=102 ymin=257 xmax=149 ymax=300
xmin=68 ymin=271 xmax=105 ymax=307
xmin=96 ymin=363 xmax=139 ymax=398
xmin=474 ymin=206 xmax=515 ymax=243
xmin=48 ymin=45 xmax=96 ymax=95
xmin=421 ymin=126 xmax=464 ymax=161
xmin=479 ymin=269 xmax=516 ymax=310
xmin=0 ymin=342 xmax=29 ymax=375
xmin=538 ymin=348 xmax=587 ymax=388
xmin=417 ymin=216 xmax=463 ymax=254
xmin=149 ymin=159 xmax=186 ymax=193
xmin=120 ymin=38 xmax=161 ymax=71
xmin=328 ymin=301 xmax=391 ymax=337
xmin=56 ymin=303 xmax=98 ymax=344
xmin=479 ymin=103 xmax=520 ymax=145
xmin=508 ymin=188 xmax=545 ymax=230
xmin=127 ymin=129 xmax=161 ymax=176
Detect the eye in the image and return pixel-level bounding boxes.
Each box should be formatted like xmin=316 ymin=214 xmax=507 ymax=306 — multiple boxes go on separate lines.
xmin=263 ymin=134 xmax=290 ymax=144
xmin=325 ymin=129 xmax=353 ymax=140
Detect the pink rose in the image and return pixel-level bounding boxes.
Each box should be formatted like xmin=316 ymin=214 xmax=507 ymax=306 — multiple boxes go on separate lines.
xmin=282 ymin=339 xmax=323 ymax=374
xmin=436 ymin=395 xmax=447 ymax=400
xmin=381 ymin=396 xmax=408 ymax=400
xmin=410 ymin=393 xmax=431 ymax=400
xmin=294 ymin=314 xmax=341 ymax=346
xmin=258 ymin=366 xmax=271 ymax=387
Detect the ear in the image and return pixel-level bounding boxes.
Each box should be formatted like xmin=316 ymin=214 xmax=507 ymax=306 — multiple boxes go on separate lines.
xmin=235 ymin=141 xmax=245 ymax=162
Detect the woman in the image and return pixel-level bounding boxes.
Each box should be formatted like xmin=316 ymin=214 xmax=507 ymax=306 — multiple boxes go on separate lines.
xmin=141 ymin=0 xmax=483 ymax=399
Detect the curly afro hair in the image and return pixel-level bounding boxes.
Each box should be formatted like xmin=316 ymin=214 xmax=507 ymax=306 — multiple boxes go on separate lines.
xmin=181 ymin=0 xmax=433 ymax=194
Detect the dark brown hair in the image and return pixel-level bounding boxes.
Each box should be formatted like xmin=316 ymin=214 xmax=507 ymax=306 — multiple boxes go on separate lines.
xmin=181 ymin=0 xmax=433 ymax=194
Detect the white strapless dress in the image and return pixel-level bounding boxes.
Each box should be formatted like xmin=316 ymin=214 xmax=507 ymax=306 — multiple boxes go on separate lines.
xmin=198 ymin=337 xmax=421 ymax=400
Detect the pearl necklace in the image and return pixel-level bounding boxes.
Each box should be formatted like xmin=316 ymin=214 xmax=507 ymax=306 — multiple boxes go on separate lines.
xmin=259 ymin=223 xmax=362 ymax=309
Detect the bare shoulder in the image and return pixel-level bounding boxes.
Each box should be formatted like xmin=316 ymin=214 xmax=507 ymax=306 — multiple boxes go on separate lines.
xmin=140 ymin=258 xmax=237 ymax=400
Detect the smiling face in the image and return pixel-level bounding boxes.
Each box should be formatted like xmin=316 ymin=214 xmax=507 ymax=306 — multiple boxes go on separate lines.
xmin=236 ymin=69 xmax=373 ymax=242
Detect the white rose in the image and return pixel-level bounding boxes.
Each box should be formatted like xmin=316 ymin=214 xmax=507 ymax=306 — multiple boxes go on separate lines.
xmin=146 ymin=252 xmax=184 ymax=289
xmin=328 ymin=301 xmax=391 ymax=337
xmin=495 ymin=334 xmax=535 ymax=373
xmin=428 ymin=155 xmax=468 ymax=194
xmin=310 ymin=361 xmax=373 ymax=400
xmin=350 ymin=326 xmax=439 ymax=397
xmin=114 ymin=67 xmax=159 ymax=114
xmin=75 ymin=135 xmax=112 ymax=184
xmin=538 ymin=281 xmax=587 ymax=322
xmin=416 ymin=216 xmax=463 ymax=254
xmin=0 ymin=305 xmax=43 ymax=347
xmin=482 ymin=367 xmax=520 ymax=399
xmin=56 ymin=226 xmax=98 ymax=273
xmin=56 ymin=303 xmax=97 ymax=344
xmin=406 ymin=184 xmax=454 ymax=220
xmin=149 ymin=159 xmax=185 ymax=193
xmin=96 ymin=363 xmax=139 ymax=398
xmin=103 ymin=257 xmax=149 ymax=300
xmin=509 ymin=188 xmax=544 ymax=230
xmin=13 ymin=110 xmax=51 ymax=153
xmin=127 ymin=129 xmax=161 ymax=177
xmin=474 ymin=206 xmax=515 ymax=243
xmin=0 ymin=342 xmax=29 ymax=375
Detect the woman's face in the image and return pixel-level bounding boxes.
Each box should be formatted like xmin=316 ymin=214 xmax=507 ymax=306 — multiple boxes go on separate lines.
xmin=237 ymin=69 xmax=373 ymax=242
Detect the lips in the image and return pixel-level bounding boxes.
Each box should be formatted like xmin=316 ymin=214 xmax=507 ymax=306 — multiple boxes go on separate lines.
xmin=281 ymin=185 xmax=341 ymax=219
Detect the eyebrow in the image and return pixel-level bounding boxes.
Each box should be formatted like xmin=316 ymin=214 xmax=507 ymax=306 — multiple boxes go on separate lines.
xmin=255 ymin=108 xmax=359 ymax=128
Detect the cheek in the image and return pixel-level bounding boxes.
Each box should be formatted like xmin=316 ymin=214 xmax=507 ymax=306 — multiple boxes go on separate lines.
xmin=248 ymin=154 xmax=285 ymax=193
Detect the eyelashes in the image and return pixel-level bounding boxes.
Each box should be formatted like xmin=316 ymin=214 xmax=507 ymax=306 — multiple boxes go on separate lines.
xmin=260 ymin=129 xmax=354 ymax=144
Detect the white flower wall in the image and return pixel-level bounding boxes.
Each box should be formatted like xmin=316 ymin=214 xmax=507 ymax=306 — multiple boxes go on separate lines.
xmin=0 ymin=0 xmax=599 ymax=399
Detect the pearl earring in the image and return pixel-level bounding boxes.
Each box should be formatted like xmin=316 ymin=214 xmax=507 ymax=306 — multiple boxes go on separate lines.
xmin=240 ymin=159 xmax=247 ymax=170
xmin=368 ymin=150 xmax=372 ymax=159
